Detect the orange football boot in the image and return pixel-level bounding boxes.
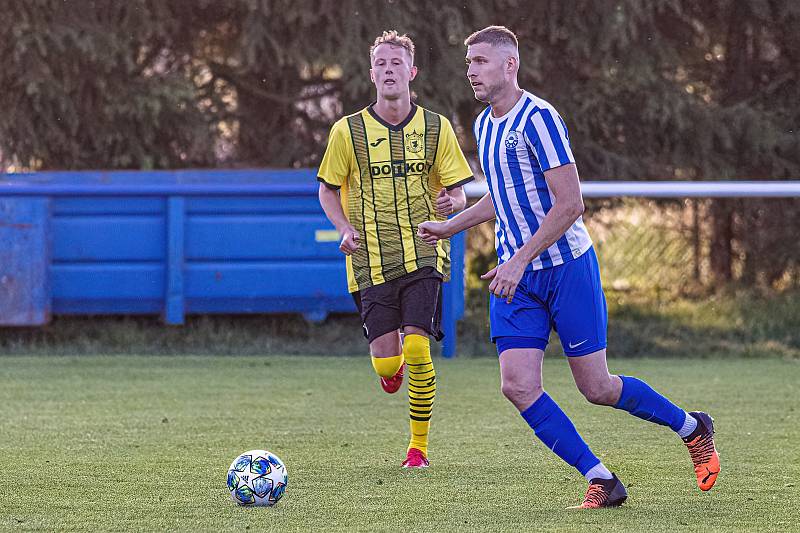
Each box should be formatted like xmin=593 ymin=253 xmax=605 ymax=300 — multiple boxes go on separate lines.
xmin=683 ymin=411 xmax=720 ymax=491
xmin=568 ymin=474 xmax=628 ymax=509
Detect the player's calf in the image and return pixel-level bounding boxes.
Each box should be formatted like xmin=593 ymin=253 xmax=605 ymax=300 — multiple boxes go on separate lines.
xmin=405 ymin=334 xmax=435 ymax=459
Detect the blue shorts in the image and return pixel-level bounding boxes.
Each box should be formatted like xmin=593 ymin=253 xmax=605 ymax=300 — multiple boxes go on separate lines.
xmin=490 ymin=246 xmax=607 ymax=357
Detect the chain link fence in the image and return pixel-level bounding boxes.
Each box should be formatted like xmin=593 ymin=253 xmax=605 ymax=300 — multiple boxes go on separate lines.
xmin=458 ymin=194 xmax=800 ymax=358
xmin=466 ymin=196 xmax=800 ymax=296
xmin=587 ymin=198 xmax=700 ymax=295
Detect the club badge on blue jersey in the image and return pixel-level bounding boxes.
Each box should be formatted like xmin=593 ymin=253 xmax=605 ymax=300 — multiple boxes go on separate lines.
xmin=505 ymin=130 xmax=519 ymax=149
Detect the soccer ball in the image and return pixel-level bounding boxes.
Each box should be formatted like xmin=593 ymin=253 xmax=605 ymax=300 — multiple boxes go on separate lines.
xmin=227 ymin=450 xmax=288 ymax=507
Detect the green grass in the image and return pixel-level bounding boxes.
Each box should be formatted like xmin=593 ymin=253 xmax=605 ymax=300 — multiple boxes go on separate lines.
xmin=1 ymin=356 xmax=798 ymax=532
xmin=456 ymin=288 xmax=800 ymax=359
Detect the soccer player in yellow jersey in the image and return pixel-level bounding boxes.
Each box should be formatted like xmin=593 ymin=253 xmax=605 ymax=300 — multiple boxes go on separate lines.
xmin=317 ymin=30 xmax=474 ymax=468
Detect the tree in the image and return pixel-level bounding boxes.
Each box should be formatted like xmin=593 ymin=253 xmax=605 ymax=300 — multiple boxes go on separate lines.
xmin=1 ymin=0 xmax=797 ymax=285
xmin=0 ymin=1 xmax=216 ymax=169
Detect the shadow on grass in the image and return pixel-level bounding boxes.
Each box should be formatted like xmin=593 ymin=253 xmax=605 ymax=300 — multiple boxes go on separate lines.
xmin=1 ymin=290 xmax=798 ymax=359
xmin=0 ymin=313 xmax=366 ymax=357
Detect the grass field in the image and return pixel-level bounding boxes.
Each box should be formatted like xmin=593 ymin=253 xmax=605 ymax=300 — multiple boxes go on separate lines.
xmin=1 ymin=355 xmax=798 ymax=532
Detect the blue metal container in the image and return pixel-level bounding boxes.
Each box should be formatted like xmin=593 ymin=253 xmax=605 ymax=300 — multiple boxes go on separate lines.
xmin=0 ymin=170 xmax=466 ymax=356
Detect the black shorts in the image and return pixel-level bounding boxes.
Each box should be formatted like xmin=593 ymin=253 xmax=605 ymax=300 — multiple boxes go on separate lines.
xmin=352 ymin=267 xmax=444 ymax=343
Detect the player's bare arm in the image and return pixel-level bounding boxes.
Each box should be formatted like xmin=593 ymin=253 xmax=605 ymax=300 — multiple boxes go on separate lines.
xmin=482 ymin=163 xmax=584 ymax=302
xmin=434 ymin=186 xmax=467 ymax=217
xmin=418 ymin=191 xmax=496 ymax=244
xmin=318 ymin=183 xmax=360 ymax=255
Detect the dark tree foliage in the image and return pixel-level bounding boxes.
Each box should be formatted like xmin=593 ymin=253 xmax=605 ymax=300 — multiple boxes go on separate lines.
xmin=0 ymin=1 xmax=218 ymax=169
xmin=1 ymin=0 xmax=797 ymax=284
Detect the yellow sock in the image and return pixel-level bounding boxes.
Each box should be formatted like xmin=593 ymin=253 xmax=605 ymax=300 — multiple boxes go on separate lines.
xmin=371 ymin=354 xmax=404 ymax=378
xmin=404 ymin=334 xmax=435 ymax=456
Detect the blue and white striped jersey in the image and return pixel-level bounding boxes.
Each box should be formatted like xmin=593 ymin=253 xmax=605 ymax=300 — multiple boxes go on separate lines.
xmin=474 ymin=90 xmax=593 ymax=270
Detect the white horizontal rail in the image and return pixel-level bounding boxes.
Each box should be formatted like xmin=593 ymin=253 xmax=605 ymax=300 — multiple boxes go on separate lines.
xmin=464 ymin=180 xmax=800 ymax=198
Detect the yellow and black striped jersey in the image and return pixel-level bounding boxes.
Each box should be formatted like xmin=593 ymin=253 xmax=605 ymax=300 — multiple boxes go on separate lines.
xmin=318 ymin=103 xmax=473 ymax=293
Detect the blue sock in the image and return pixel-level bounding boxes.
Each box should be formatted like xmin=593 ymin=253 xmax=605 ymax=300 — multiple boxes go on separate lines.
xmin=520 ymin=392 xmax=600 ymax=476
xmin=613 ymin=375 xmax=686 ymax=431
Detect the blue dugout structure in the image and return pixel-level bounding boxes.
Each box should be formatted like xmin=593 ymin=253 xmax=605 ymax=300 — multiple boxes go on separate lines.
xmin=0 ymin=170 xmax=466 ymax=357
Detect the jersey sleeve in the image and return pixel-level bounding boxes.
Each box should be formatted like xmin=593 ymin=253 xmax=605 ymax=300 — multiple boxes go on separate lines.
xmin=317 ymin=119 xmax=351 ymax=189
xmin=434 ymin=117 xmax=474 ymax=189
xmin=523 ymin=106 xmax=575 ymax=171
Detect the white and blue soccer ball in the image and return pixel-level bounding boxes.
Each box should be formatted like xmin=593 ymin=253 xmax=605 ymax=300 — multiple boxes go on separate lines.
xmin=227 ymin=450 xmax=287 ymax=507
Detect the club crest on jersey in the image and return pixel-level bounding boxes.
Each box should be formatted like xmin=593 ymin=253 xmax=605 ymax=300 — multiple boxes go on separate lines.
xmin=405 ymin=131 xmax=424 ymax=153
xmin=505 ymin=131 xmax=520 ymax=149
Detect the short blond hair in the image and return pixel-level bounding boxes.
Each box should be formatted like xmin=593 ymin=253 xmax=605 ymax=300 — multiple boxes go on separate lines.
xmin=464 ymin=25 xmax=519 ymax=49
xmin=370 ymin=30 xmax=415 ymax=62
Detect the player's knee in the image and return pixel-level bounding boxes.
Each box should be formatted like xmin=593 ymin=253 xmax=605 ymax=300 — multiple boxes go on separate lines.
xmin=501 ymin=378 xmax=542 ymax=409
xmin=371 ymin=354 xmax=403 ymax=378
xmin=403 ymin=333 xmax=430 ymax=360
xmin=578 ymin=381 xmax=616 ymax=406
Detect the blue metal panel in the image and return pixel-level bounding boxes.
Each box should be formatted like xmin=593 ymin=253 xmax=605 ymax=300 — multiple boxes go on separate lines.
xmin=186 ymin=215 xmax=340 ymax=260
xmin=184 ymin=261 xmax=346 ymax=298
xmin=50 ymin=262 xmax=164 ymax=299
xmin=187 ymin=197 xmax=324 ymax=215
xmin=184 ymin=261 xmax=355 ymax=317
xmin=0 ymin=198 xmax=50 ymax=325
xmin=187 ymin=297 xmax=355 ymax=315
xmin=1 ymin=183 xmax=321 ymax=196
xmin=4 ymin=168 xmax=318 ymax=187
xmin=53 ymin=299 xmax=163 ymax=314
xmin=165 ymin=197 xmax=185 ymax=325
xmin=52 ymin=263 xmax=162 ymax=312
xmin=52 ymin=215 xmax=165 ymax=261
xmin=442 ymin=232 xmax=466 ymax=358
xmin=54 ymin=197 xmax=164 ymax=215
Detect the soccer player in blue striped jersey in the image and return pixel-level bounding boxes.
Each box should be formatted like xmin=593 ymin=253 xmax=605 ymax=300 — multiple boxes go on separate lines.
xmin=418 ymin=26 xmax=720 ymax=508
